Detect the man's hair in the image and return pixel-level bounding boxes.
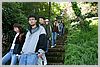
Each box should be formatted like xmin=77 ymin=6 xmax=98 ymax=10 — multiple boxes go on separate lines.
xmin=28 ymin=14 xmax=39 ymax=33
xmin=28 ymin=14 xmax=38 ymax=20
xmin=39 ymin=16 xmax=45 ymax=20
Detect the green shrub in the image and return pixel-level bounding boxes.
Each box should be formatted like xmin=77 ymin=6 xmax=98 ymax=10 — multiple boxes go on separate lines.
xmin=64 ymin=25 xmax=98 ymax=65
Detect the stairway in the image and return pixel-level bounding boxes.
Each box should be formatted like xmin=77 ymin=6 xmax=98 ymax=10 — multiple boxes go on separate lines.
xmin=47 ymin=35 xmax=65 ymax=65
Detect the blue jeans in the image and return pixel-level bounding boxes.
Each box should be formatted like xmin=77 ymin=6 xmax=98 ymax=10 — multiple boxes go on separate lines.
xmin=2 ymin=50 xmax=17 ymax=65
xmin=62 ymin=27 xmax=64 ymax=35
xmin=52 ymin=32 xmax=57 ymax=46
xmin=19 ymin=53 xmax=38 ymax=65
xmin=60 ymin=27 xmax=64 ymax=35
xmin=46 ymin=40 xmax=50 ymax=53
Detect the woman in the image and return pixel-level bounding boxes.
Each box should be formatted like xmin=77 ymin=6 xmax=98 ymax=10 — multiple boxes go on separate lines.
xmin=51 ymin=20 xmax=59 ymax=48
xmin=2 ymin=23 xmax=25 ymax=65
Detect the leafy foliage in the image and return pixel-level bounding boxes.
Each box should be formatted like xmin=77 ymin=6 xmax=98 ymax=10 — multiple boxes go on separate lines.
xmin=64 ymin=2 xmax=98 ymax=64
xmin=64 ymin=22 xmax=98 ymax=64
xmin=71 ymin=2 xmax=82 ymax=17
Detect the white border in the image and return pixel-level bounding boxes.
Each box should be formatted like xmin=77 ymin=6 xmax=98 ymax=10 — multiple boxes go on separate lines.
xmin=0 ymin=1 xmax=2 ymax=67
xmin=98 ymin=0 xmax=100 ymax=67
xmin=1 ymin=0 xmax=99 ymax=2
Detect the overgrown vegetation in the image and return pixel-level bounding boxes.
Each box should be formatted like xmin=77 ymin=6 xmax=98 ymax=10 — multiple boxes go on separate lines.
xmin=64 ymin=17 xmax=98 ymax=65
xmin=64 ymin=2 xmax=98 ymax=65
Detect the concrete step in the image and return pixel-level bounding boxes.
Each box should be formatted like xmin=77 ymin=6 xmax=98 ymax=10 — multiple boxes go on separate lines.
xmin=53 ymin=45 xmax=64 ymax=48
xmin=47 ymin=52 xmax=64 ymax=57
xmin=47 ymin=62 xmax=63 ymax=65
xmin=47 ymin=34 xmax=66 ymax=65
xmin=48 ymin=48 xmax=64 ymax=52
xmin=47 ymin=56 xmax=64 ymax=63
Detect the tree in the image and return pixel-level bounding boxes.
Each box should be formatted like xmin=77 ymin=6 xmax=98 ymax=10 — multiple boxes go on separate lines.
xmin=71 ymin=2 xmax=90 ymax=31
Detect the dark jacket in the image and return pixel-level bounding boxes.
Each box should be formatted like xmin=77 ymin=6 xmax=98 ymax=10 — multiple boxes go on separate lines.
xmin=13 ymin=33 xmax=25 ymax=54
xmin=41 ymin=24 xmax=51 ymax=39
xmin=35 ymin=34 xmax=47 ymax=52
xmin=52 ymin=25 xmax=59 ymax=33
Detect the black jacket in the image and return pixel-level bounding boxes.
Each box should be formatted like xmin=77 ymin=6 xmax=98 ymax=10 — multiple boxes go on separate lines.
xmin=13 ymin=33 xmax=25 ymax=54
xmin=35 ymin=34 xmax=47 ymax=52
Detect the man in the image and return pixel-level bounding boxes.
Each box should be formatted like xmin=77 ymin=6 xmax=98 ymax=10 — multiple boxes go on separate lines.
xmin=19 ymin=14 xmax=47 ymax=65
xmin=39 ymin=17 xmax=51 ymax=52
xmin=39 ymin=17 xmax=52 ymax=65
xmin=58 ymin=20 xmax=64 ymax=36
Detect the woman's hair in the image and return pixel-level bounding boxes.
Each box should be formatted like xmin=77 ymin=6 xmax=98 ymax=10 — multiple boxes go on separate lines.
xmin=13 ymin=23 xmax=23 ymax=33
xmin=13 ymin=23 xmax=25 ymax=42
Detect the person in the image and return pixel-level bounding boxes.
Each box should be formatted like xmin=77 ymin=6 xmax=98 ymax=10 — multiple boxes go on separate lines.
xmin=58 ymin=20 xmax=64 ymax=36
xmin=51 ymin=19 xmax=59 ymax=48
xmin=39 ymin=17 xmax=51 ymax=52
xmin=61 ymin=20 xmax=65 ymax=35
xmin=45 ymin=18 xmax=52 ymax=42
xmin=39 ymin=17 xmax=51 ymax=65
xmin=19 ymin=14 xmax=47 ymax=65
xmin=2 ymin=23 xmax=25 ymax=65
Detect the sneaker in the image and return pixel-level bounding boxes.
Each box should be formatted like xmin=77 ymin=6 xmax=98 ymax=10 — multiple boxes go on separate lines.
xmin=55 ymin=44 xmax=56 ymax=46
xmin=51 ymin=46 xmax=55 ymax=48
